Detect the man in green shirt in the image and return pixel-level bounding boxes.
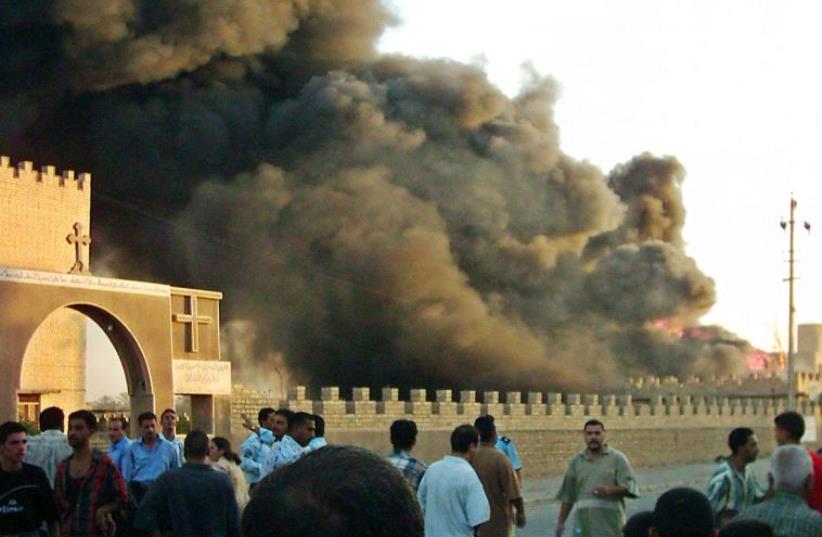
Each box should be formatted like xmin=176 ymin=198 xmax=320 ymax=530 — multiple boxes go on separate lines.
xmin=555 ymin=419 xmax=639 ymax=537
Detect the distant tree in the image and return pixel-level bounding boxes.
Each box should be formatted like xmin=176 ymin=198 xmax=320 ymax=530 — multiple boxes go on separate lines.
xmin=89 ymin=393 xmax=130 ymax=410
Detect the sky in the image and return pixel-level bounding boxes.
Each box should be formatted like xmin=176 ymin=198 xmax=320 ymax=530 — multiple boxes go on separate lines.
xmin=85 ymin=0 xmax=822 ymax=400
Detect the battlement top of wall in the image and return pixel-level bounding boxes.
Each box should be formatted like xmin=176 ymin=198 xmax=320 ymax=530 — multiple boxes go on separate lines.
xmin=233 ymin=384 xmax=794 ymax=405
xmin=0 ymin=156 xmax=91 ymax=190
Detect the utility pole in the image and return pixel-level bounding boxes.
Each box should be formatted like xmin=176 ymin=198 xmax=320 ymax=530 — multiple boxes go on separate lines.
xmin=780 ymin=196 xmax=811 ymax=410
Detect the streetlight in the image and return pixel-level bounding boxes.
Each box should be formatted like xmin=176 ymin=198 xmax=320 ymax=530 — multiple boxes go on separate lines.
xmin=780 ymin=195 xmax=811 ymax=410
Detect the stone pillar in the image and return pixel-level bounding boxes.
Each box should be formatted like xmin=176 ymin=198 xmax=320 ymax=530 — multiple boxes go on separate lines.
xmin=433 ymin=390 xmax=457 ymax=415
xmin=347 ymin=387 xmax=376 ymax=415
xmin=377 ymin=387 xmax=405 ymax=415
xmin=601 ymin=395 xmax=618 ymax=416
xmin=617 ymin=395 xmax=633 ymax=417
xmin=679 ymin=395 xmax=694 ymax=416
xmin=526 ymin=392 xmax=546 ymax=416
xmin=648 ymin=395 xmax=663 ymax=416
xmin=213 ymin=394 xmax=232 ymax=436
xmin=546 ymin=393 xmax=564 ymax=416
xmin=287 ymin=385 xmax=313 ymax=413
xmin=505 ymin=392 xmax=525 ymax=416
xmin=314 ymin=387 xmax=346 ymax=415
xmin=482 ymin=391 xmax=504 ymax=416
xmin=565 ymin=394 xmax=584 ymax=416
xmin=458 ymin=391 xmax=482 ymax=417
xmin=406 ymin=389 xmax=431 ymax=415
xmin=583 ymin=394 xmax=601 ymax=417
xmin=191 ymin=394 xmax=214 ymax=434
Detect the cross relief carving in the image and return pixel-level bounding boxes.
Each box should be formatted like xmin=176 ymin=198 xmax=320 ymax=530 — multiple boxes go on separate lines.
xmin=66 ymin=222 xmax=91 ymax=274
xmin=173 ymin=294 xmax=213 ymax=353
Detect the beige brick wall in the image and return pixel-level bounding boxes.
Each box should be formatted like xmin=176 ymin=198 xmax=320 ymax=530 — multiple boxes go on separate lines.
xmin=231 ymin=384 xmax=821 ymax=478
xmin=2 ymin=156 xmax=92 ymax=421
xmin=19 ymin=309 xmax=87 ymax=420
xmin=0 ymin=156 xmax=91 ymax=273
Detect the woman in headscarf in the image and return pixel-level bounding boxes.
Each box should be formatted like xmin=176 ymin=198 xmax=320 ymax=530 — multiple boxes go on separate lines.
xmin=208 ymin=436 xmax=250 ymax=510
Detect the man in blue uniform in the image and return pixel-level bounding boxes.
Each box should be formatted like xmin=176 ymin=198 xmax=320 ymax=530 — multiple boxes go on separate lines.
xmin=240 ymin=408 xmax=277 ymax=488
xmin=485 ymin=415 xmax=523 ymax=484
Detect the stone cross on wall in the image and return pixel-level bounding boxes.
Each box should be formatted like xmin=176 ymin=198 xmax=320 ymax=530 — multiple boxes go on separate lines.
xmin=66 ymin=222 xmax=91 ymax=274
xmin=173 ymin=294 xmax=213 ymax=353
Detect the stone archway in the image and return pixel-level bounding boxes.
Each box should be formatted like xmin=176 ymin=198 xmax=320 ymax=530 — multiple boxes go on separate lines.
xmin=0 ymin=268 xmax=228 ymax=434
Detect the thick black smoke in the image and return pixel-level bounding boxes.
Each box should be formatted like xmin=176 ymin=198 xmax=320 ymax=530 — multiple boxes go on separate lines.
xmin=0 ymin=0 xmax=750 ymax=392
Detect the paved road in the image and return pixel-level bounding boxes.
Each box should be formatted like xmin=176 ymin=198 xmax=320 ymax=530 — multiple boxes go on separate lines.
xmin=516 ymin=459 xmax=769 ymax=537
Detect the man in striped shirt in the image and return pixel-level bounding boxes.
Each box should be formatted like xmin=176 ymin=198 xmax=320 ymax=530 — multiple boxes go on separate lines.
xmin=705 ymin=427 xmax=764 ymax=526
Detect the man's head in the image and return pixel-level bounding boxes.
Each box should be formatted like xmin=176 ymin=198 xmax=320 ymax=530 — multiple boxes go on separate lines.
xmin=390 ymin=419 xmax=418 ymax=451
xmin=108 ymin=417 xmax=128 ymax=443
xmin=0 ymin=421 xmax=28 ymax=468
xmin=258 ymin=407 xmax=276 ymax=429
xmin=160 ymin=408 xmax=177 ymax=433
xmin=623 ymin=511 xmax=654 ymax=537
xmin=770 ymin=444 xmax=813 ymax=497
xmin=289 ymin=412 xmax=316 ymax=447
xmin=184 ymin=429 xmax=209 ymax=461
xmin=39 ymin=406 xmax=64 ymax=432
xmin=773 ymin=411 xmax=804 ymax=445
xmin=474 ymin=416 xmax=497 ymax=444
xmin=242 ymin=446 xmax=423 ymax=537
xmin=67 ymin=410 xmax=97 ymax=449
xmin=137 ymin=411 xmax=158 ymax=443
xmin=717 ymin=519 xmax=774 ymax=537
xmin=650 ymin=487 xmax=716 ymax=537
xmin=451 ymin=424 xmax=480 ymax=458
xmin=583 ymin=419 xmax=606 ymax=452
xmin=273 ymin=409 xmax=294 ymax=439
xmin=728 ymin=427 xmax=758 ymax=463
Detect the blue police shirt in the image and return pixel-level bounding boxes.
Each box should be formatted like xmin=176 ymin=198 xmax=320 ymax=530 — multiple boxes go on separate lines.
xmin=496 ymin=435 xmax=522 ymax=471
xmin=240 ymin=428 xmax=275 ymax=484
xmin=108 ymin=437 xmax=132 ymax=470
xmin=265 ymin=434 xmax=304 ymax=475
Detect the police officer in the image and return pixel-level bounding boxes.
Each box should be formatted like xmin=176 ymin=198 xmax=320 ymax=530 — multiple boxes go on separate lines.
xmin=483 ymin=415 xmax=523 ymax=485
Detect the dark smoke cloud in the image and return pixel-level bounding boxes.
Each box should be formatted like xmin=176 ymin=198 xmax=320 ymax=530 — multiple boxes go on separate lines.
xmin=0 ymin=0 xmax=748 ymax=392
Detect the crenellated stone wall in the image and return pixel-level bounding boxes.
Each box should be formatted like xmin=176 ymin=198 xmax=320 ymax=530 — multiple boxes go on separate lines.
xmin=2 ymin=155 xmax=92 ymax=424
xmin=231 ymin=383 xmax=822 ymax=478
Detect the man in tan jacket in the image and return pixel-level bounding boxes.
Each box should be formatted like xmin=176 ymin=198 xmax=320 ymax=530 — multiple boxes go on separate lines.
xmin=472 ymin=416 xmax=526 ymax=537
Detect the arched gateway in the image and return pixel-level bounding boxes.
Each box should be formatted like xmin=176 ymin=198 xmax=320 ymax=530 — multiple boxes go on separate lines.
xmin=0 ymin=156 xmax=230 ymax=434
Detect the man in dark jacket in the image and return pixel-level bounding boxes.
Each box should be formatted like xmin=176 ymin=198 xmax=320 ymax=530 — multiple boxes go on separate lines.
xmin=135 ymin=430 xmax=239 ymax=537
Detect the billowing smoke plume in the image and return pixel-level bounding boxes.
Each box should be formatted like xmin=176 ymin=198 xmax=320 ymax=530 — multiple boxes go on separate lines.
xmin=0 ymin=0 xmax=750 ymax=392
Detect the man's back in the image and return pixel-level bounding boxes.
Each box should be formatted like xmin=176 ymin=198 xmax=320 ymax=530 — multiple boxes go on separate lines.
xmin=418 ymin=456 xmax=489 ymax=537
xmin=471 ymin=446 xmax=520 ymax=537
xmin=740 ymin=491 xmax=822 ymax=537
xmin=25 ymin=430 xmax=71 ymax=485
xmin=135 ymin=462 xmax=240 ymax=537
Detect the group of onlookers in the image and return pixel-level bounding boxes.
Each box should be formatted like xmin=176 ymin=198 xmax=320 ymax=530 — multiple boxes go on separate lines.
xmin=0 ymin=406 xmax=261 ymax=536
xmin=2 ymin=404 xmax=822 ymax=537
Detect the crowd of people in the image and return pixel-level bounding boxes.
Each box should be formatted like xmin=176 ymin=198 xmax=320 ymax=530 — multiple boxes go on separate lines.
xmin=1 ymin=404 xmax=821 ymax=536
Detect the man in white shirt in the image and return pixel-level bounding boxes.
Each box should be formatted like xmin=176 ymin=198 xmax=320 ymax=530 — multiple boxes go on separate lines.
xmin=25 ymin=406 xmax=72 ymax=486
xmin=418 ymin=424 xmax=490 ymax=537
